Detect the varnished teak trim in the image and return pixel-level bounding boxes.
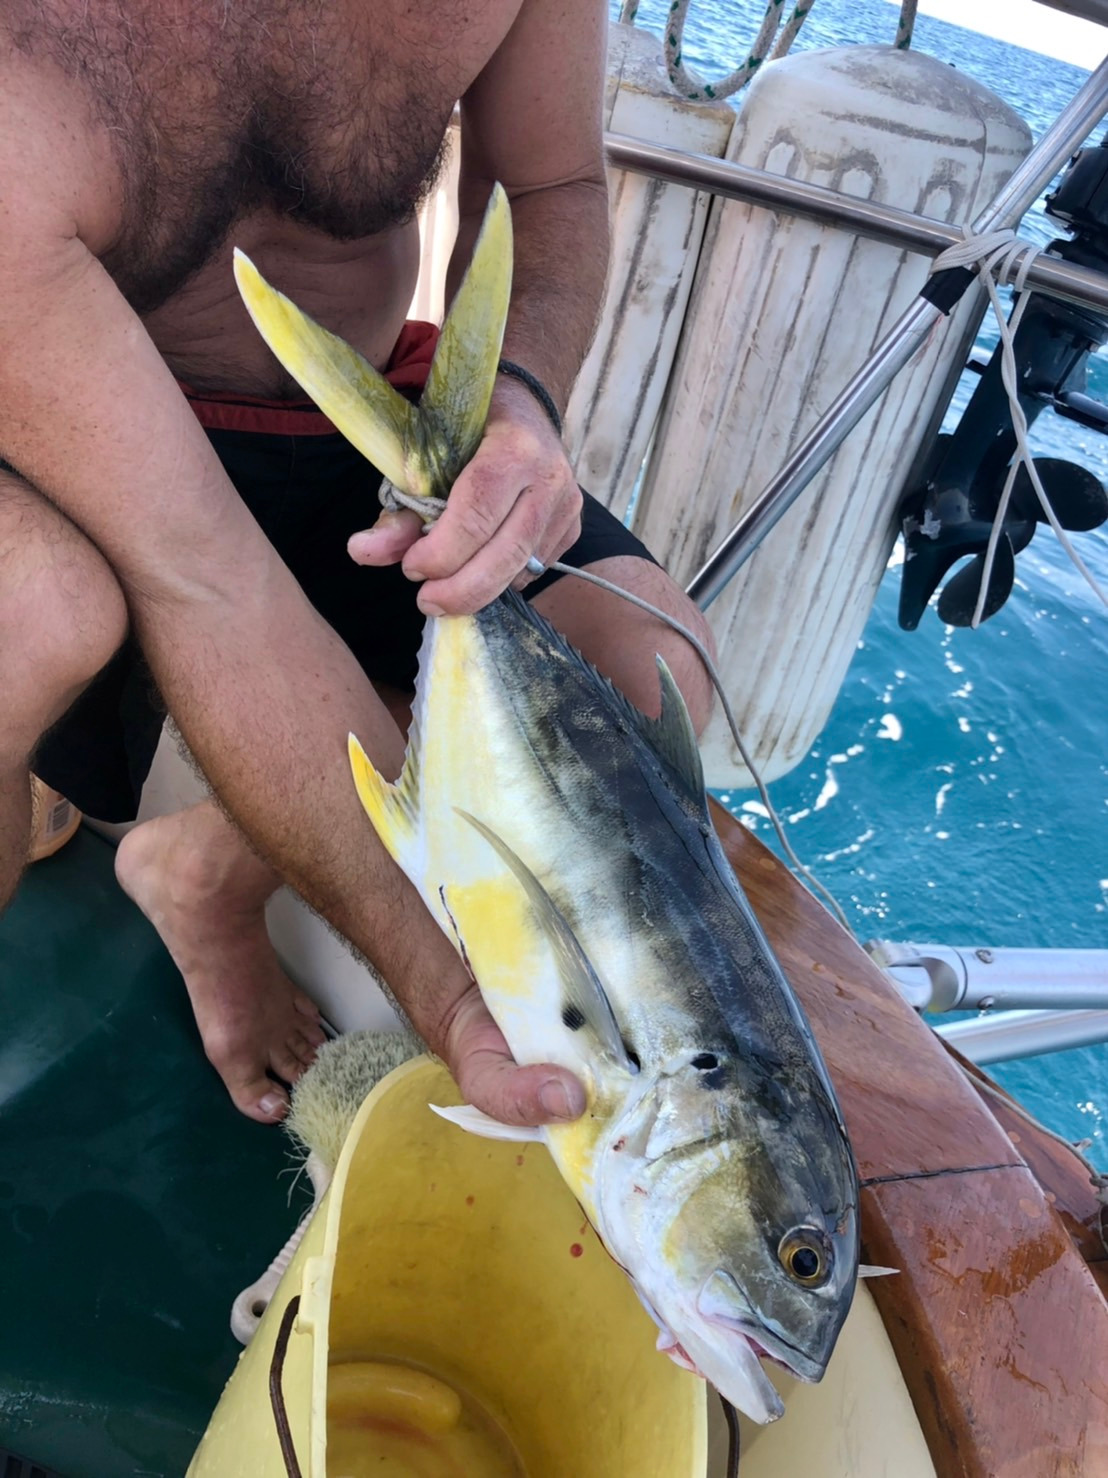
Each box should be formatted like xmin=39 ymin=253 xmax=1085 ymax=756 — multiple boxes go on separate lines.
xmin=710 ymin=799 xmax=1108 ymax=1478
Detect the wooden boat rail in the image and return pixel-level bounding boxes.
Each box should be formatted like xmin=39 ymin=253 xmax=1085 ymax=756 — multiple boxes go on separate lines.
xmin=710 ymin=798 xmax=1108 ymax=1478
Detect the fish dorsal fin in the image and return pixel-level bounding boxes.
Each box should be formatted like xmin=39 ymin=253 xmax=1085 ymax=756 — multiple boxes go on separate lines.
xmin=639 ymin=656 xmax=706 ymax=798
xmin=499 ymin=591 xmax=707 ymax=806
xmin=233 ymin=250 xmax=425 ymax=496
xmin=456 ymin=808 xmax=637 ymax=1075
xmin=348 ymin=732 xmax=421 ymax=864
xmin=421 ymin=183 xmax=512 ymax=488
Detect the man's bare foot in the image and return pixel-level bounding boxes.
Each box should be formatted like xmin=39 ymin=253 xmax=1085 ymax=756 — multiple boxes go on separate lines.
xmin=114 ymin=807 xmax=326 ymax=1123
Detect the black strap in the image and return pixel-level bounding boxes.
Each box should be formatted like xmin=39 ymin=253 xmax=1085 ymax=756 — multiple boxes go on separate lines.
xmin=497 ymin=359 xmax=563 ymax=436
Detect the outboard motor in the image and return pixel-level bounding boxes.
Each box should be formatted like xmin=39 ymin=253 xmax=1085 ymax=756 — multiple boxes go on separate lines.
xmin=898 ymin=139 xmax=1108 ymax=629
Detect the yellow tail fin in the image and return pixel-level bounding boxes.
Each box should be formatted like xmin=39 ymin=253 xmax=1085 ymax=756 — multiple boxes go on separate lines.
xmin=233 ymin=184 xmax=513 ymax=503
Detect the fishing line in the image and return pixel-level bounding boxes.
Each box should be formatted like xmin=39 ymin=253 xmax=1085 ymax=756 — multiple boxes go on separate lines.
xmin=388 ymin=476 xmax=853 ymax=927
xmin=536 ymin=557 xmax=854 ymax=933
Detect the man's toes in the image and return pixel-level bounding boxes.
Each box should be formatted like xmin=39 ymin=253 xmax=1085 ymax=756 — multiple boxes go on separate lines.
xmin=234 ymin=1073 xmax=289 ymax=1123
xmin=293 ymin=990 xmax=322 ymax=1024
xmin=290 ymin=1031 xmax=320 ymax=1070
xmin=297 ymin=1017 xmax=328 ymax=1049
xmin=273 ymin=1042 xmax=313 ymax=1085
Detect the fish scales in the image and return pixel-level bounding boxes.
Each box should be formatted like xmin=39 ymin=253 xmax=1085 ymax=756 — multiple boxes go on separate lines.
xmin=475 ymin=589 xmax=841 ymax=1098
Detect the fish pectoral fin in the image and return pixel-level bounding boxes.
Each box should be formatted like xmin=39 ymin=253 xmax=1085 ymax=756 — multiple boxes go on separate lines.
xmin=233 ymin=249 xmax=424 ymax=497
xmin=429 ymin=1103 xmax=545 ymax=1142
xmin=348 ymin=733 xmax=419 ymax=862
xmin=858 ymin=1264 xmax=899 ymax=1278
xmin=421 ymin=183 xmax=512 ymax=485
xmin=455 ymin=809 xmax=638 ymax=1076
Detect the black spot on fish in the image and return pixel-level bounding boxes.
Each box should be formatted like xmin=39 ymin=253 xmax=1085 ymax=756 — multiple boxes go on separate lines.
xmin=623 ymin=1042 xmax=641 ymax=1072
xmin=691 ymin=1053 xmax=718 ymax=1070
xmin=562 ymin=1004 xmax=586 ymax=1030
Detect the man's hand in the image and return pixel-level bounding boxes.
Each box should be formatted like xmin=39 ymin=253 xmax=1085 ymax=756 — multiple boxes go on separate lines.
xmin=436 ymin=979 xmax=587 ymax=1123
xmin=347 ymin=379 xmax=582 ymax=614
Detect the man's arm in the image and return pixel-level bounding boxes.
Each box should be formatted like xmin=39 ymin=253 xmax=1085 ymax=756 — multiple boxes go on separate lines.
xmin=350 ymin=0 xmax=610 ymax=614
xmin=0 ymin=67 xmax=583 ymax=1126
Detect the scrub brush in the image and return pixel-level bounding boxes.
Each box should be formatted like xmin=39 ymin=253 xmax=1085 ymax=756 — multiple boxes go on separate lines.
xmin=231 ymin=1027 xmax=422 ymax=1343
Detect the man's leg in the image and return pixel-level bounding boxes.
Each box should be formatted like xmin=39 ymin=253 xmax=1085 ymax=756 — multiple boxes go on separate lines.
xmin=0 ymin=468 xmax=129 ymax=909
xmin=114 ymin=802 xmax=325 ymax=1123
xmin=112 ymin=684 xmax=414 ymax=1124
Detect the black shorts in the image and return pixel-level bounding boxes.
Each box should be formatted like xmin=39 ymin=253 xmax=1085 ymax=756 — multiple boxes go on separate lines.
xmin=33 ymin=414 xmax=658 ymax=822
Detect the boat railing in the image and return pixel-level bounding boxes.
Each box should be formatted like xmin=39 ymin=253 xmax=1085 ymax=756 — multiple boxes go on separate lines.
xmin=645 ymin=54 xmax=1108 ymax=603
xmin=867 ymin=938 xmax=1108 ymax=1061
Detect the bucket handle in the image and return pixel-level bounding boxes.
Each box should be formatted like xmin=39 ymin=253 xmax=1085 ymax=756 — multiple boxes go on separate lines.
xmin=269 ymin=1294 xmax=305 ymax=1478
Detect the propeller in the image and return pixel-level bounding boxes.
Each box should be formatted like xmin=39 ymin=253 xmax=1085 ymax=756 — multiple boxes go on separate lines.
xmin=899 ymin=453 xmax=1108 ymax=630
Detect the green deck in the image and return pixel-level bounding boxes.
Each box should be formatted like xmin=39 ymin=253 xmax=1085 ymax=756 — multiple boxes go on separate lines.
xmin=0 ymin=829 xmax=304 ymax=1477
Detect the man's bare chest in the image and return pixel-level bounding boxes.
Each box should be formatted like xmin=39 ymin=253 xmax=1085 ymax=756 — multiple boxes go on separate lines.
xmin=6 ymin=0 xmax=515 ymax=311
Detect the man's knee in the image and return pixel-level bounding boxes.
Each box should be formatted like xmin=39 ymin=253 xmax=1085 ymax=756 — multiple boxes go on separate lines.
xmin=0 ymin=472 xmax=129 ymax=739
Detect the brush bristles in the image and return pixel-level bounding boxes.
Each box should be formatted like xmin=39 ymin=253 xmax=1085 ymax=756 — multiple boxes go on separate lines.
xmin=286 ymin=1030 xmax=423 ymax=1173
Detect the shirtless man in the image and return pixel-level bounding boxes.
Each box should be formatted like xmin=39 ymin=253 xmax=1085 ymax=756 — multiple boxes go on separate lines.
xmin=0 ymin=0 xmax=714 ymax=1126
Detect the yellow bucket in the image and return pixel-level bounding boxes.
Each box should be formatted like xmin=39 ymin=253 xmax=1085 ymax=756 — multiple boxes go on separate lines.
xmin=189 ymin=1057 xmax=706 ymax=1477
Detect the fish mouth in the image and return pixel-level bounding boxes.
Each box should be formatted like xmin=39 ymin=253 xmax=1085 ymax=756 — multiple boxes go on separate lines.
xmin=663 ymin=1319 xmax=785 ymax=1424
xmin=701 ymin=1314 xmax=823 ymax=1385
xmin=696 ymin=1273 xmax=825 ymax=1385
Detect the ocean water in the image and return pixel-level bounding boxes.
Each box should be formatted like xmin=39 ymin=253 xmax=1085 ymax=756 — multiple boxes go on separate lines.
xmin=614 ymin=0 xmax=1108 ymax=1168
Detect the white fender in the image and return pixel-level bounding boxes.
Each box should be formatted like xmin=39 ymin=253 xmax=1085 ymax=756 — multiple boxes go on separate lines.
xmin=563 ymin=24 xmax=734 ymax=518
xmin=630 ymin=46 xmax=1032 ymax=788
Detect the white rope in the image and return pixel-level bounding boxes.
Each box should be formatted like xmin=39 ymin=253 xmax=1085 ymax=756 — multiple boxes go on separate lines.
xmin=929 ymin=228 xmax=1108 ymax=624
xmin=379 ymin=478 xmax=447 ymax=520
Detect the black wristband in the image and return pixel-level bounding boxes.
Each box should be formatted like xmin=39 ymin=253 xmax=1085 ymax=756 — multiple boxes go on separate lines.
xmin=497 ymin=359 xmax=563 ymax=436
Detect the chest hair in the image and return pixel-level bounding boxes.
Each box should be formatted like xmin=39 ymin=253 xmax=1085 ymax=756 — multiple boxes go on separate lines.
xmin=5 ymin=0 xmax=465 ymax=310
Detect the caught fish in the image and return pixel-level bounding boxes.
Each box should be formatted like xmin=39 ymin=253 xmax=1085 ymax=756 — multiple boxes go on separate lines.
xmin=234 ymin=187 xmax=861 ymax=1425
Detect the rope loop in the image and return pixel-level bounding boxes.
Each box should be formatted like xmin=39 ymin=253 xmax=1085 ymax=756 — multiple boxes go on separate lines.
xmin=379 ymin=479 xmax=448 ymax=522
xmin=929 ymin=226 xmax=1043 ymax=292
xmin=654 ymin=0 xmax=918 ymax=104
xmin=662 ymin=0 xmax=814 ymax=103
xmin=894 ymin=0 xmax=918 ymax=51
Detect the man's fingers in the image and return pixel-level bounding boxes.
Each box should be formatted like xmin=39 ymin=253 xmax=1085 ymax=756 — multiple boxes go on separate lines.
xmin=511 ymin=500 xmax=583 ymax=590
xmin=442 ymin=984 xmax=586 ymax=1126
xmin=348 ymin=507 xmax=424 ymax=566
xmin=414 ymin=481 xmax=582 ymax=616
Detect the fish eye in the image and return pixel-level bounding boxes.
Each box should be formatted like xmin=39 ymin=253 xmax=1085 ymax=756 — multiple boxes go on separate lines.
xmin=778 ymin=1228 xmax=831 ymax=1287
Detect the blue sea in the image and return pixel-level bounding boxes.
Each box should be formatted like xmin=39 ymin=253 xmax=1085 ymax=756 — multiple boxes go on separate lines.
xmin=615 ymin=0 xmax=1108 ymax=1167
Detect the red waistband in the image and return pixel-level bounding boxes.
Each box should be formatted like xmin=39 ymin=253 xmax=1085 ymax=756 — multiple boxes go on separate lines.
xmin=180 ymin=320 xmax=440 ymax=435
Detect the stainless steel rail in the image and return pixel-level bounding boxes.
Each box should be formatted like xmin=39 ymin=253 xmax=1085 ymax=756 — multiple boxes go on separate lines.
xmin=640 ymin=54 xmax=1108 ymax=609
xmin=933 ymin=1008 xmax=1108 ymax=1064
xmin=867 ymin=940 xmax=1108 ymax=1012
xmin=605 ymin=133 xmax=1108 ymax=316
